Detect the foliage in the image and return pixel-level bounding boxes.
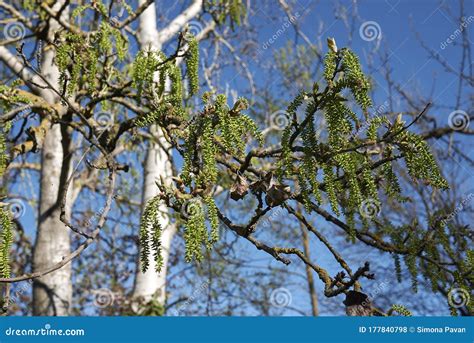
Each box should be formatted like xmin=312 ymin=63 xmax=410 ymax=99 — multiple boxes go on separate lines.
xmin=0 ymin=208 xmax=13 ymax=279
xmin=205 ymin=0 xmax=246 ymax=29
xmin=0 ymin=117 xmax=12 ymax=279
xmin=139 ymin=196 xmax=163 ymax=273
xmin=275 ymin=45 xmax=447 ymax=231
xmin=185 ymin=36 xmax=200 ymax=96
xmin=390 ymin=304 xmax=412 ymax=316
xmin=0 ymin=0 xmax=468 ymax=316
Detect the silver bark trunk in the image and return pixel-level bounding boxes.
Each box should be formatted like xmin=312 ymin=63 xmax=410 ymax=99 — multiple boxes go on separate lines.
xmin=132 ymin=0 xmax=203 ymax=307
xmin=132 ymin=1 xmax=175 ymax=306
xmin=32 ymin=2 xmax=72 ymax=316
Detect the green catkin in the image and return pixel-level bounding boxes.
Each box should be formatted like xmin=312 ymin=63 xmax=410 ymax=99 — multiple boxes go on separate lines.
xmin=298 ymin=173 xmax=312 ymax=213
xmin=323 ymin=164 xmax=340 ymax=216
xmin=366 ymin=116 xmax=385 ymax=141
xmin=132 ymin=50 xmax=160 ymax=98
xmin=324 ymin=101 xmax=353 ymax=148
xmin=301 ymin=155 xmax=322 ymax=205
xmin=360 ymin=165 xmax=379 ymax=204
xmin=390 ymin=304 xmax=412 ymax=316
xmin=185 ymin=36 xmax=199 ymax=96
xmin=393 ymin=254 xmax=402 ymax=283
xmin=404 ymin=254 xmax=418 ymax=293
xmin=0 ymin=123 xmax=12 ymax=278
xmin=345 ymin=210 xmax=356 ymax=242
xmin=323 ymin=50 xmax=337 ymax=82
xmin=205 ymin=195 xmax=219 ymax=246
xmin=136 ymin=42 xmax=450 ymax=282
xmin=169 ymin=64 xmax=183 ymax=105
xmin=334 ymin=153 xmax=363 ymax=209
xmin=178 ymin=94 xmax=261 ymax=262
xmin=139 ymin=196 xmax=163 ymax=273
xmin=184 ymin=199 xmax=206 ymax=262
xmin=397 ymin=132 xmax=449 ymax=189
xmin=183 ymin=94 xmax=261 ymax=189
xmin=339 ymin=49 xmax=372 ymax=111
xmin=0 ymin=129 xmax=6 ymax=176
xmin=0 ymin=208 xmax=13 ymax=278
xmin=55 ymin=18 xmax=128 ymax=96
xmin=278 ymin=91 xmax=306 ymax=178
xmin=199 ymin=117 xmax=218 ymax=187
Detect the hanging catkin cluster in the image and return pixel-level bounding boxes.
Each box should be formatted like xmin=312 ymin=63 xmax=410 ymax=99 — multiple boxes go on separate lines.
xmin=57 ymin=13 xmax=127 ymax=96
xmin=0 ymin=85 xmax=22 ymax=279
xmin=277 ymin=44 xmax=448 ymax=233
xmin=0 ymin=122 xmax=12 ymax=278
xmin=181 ymin=93 xmax=262 ymax=188
xmin=178 ymin=94 xmax=262 ymax=262
xmin=139 ymin=195 xmax=163 ymax=273
xmin=274 ymin=41 xmax=462 ymax=309
xmin=137 ymin=34 xmax=234 ymax=271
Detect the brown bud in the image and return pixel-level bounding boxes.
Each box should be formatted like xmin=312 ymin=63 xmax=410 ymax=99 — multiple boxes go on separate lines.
xmin=230 ymin=174 xmax=249 ymax=201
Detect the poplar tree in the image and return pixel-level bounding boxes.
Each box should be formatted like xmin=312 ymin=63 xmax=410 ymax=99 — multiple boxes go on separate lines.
xmin=0 ymin=1 xmax=471 ymax=317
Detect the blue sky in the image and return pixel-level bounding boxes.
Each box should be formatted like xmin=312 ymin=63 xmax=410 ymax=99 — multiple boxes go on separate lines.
xmin=208 ymin=0 xmax=474 ymax=315
xmin=5 ymin=0 xmax=472 ymax=316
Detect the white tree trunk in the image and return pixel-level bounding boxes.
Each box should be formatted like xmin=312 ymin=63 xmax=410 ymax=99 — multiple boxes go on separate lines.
xmin=32 ymin=2 xmax=72 ymax=316
xmin=133 ymin=0 xmax=202 ymax=307
xmin=132 ymin=0 xmax=174 ymax=306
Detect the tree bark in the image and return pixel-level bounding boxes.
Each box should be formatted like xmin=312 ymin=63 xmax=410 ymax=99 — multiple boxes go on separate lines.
xmin=132 ymin=0 xmax=174 ymax=306
xmin=32 ymin=2 xmax=72 ymax=316
xmin=132 ymin=0 xmax=203 ymax=308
